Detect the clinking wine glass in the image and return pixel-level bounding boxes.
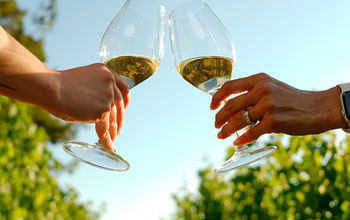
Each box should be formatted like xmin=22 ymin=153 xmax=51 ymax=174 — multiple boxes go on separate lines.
xmin=63 ymin=0 xmax=166 ymax=171
xmin=169 ymin=0 xmax=276 ymax=173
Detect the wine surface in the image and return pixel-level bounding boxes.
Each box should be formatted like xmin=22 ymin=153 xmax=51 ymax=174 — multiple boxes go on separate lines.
xmin=105 ymin=56 xmax=160 ymax=88
xmin=177 ymin=56 xmax=234 ymax=94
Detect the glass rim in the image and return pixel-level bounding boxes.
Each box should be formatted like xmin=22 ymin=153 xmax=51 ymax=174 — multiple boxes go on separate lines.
xmin=169 ymin=0 xmax=209 ymax=21
xmin=124 ymin=0 xmax=167 ymax=20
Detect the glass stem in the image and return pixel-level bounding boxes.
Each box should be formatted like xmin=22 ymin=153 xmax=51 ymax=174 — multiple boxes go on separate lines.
xmin=235 ymin=132 xmax=240 ymax=139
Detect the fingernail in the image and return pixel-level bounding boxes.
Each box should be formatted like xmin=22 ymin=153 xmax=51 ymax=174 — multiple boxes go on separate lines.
xmin=233 ymin=138 xmax=243 ymax=146
xmin=217 ymin=132 xmax=223 ymax=139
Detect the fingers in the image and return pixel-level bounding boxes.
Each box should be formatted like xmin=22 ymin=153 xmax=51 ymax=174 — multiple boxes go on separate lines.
xmin=214 ymin=92 xmax=259 ymax=129
xmin=217 ymin=107 xmax=263 ymax=140
xmin=114 ymin=74 xmax=130 ymax=108
xmin=111 ymin=80 xmax=125 ymax=136
xmin=95 ymin=112 xmax=116 ymax=153
xmin=95 ymin=64 xmax=127 ymax=150
xmin=212 ymin=73 xmax=298 ymax=145
xmin=95 ymin=104 xmax=121 ymax=153
xmin=212 ymin=73 xmax=275 ymax=144
xmin=102 ymin=62 xmax=130 ymax=109
xmin=217 ymin=111 xmax=247 ymax=139
xmin=216 ymin=105 xmax=272 ymax=147
xmin=215 ymin=102 xmax=275 ymax=146
xmin=109 ymin=105 xmax=117 ymax=142
xmin=115 ymin=99 xmax=125 ymax=136
xmin=233 ymin=121 xmax=269 ymax=146
xmin=210 ymin=75 xmax=257 ymax=110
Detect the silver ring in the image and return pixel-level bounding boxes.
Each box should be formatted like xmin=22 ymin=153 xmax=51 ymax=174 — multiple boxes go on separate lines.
xmin=242 ymin=108 xmax=256 ymax=128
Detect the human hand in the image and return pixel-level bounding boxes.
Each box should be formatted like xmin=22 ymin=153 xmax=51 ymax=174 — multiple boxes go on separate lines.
xmin=0 ymin=26 xmax=129 ymax=151
xmin=53 ymin=63 xmax=129 ymax=151
xmin=210 ymin=73 xmax=346 ymax=146
xmin=95 ymin=105 xmax=119 ymax=152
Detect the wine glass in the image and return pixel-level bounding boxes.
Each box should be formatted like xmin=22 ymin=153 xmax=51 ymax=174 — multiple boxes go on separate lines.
xmin=63 ymin=0 xmax=166 ymax=171
xmin=169 ymin=0 xmax=276 ymax=173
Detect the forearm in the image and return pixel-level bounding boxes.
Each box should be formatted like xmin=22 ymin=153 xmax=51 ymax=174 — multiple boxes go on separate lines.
xmin=0 ymin=26 xmax=60 ymax=111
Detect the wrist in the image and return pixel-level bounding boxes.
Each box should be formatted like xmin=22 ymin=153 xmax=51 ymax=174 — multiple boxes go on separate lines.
xmin=319 ymin=86 xmax=348 ymax=131
xmin=337 ymin=83 xmax=350 ymax=132
xmin=44 ymin=70 xmax=75 ymax=121
xmin=36 ymin=69 xmax=64 ymax=117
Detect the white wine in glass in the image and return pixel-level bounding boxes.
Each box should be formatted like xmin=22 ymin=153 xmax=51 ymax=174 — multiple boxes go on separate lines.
xmin=63 ymin=0 xmax=166 ymax=171
xmin=169 ymin=0 xmax=276 ymax=173
xmin=177 ymin=56 xmax=234 ymax=94
xmin=104 ymin=56 xmax=160 ymax=88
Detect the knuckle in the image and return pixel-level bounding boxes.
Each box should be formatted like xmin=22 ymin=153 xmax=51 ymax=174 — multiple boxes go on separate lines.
xmin=114 ymin=74 xmax=130 ymax=91
xmin=262 ymin=98 xmax=274 ymax=112
xmin=115 ymin=98 xmax=124 ymax=106
xmin=211 ymin=92 xmax=219 ymax=102
xmin=105 ymin=72 xmax=115 ymax=82
xmin=257 ymin=82 xmax=273 ymax=95
xmin=120 ymin=80 xmax=130 ymax=93
xmin=92 ymin=63 xmax=106 ymax=69
xmin=94 ymin=104 xmax=111 ymax=122
xmin=221 ymin=80 xmax=232 ymax=90
xmin=102 ymin=96 xmax=113 ymax=110
xmin=222 ymin=125 xmax=233 ymax=137
xmin=95 ymin=113 xmax=105 ymax=123
xmin=113 ymin=88 xmax=123 ymax=101
xmin=114 ymin=94 xmax=123 ymax=102
xmin=226 ymin=98 xmax=235 ymax=106
xmin=225 ymin=99 xmax=235 ymax=111
xmin=102 ymin=104 xmax=112 ymax=114
xmin=105 ymin=87 xmax=114 ymax=100
xmin=256 ymin=72 xmax=269 ymax=81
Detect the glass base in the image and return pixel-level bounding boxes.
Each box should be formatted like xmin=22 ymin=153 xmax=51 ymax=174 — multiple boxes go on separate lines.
xmin=63 ymin=141 xmax=130 ymax=171
xmin=214 ymin=145 xmax=277 ymax=173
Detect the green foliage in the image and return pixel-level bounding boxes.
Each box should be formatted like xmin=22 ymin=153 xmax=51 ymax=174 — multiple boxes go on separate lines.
xmin=171 ymin=133 xmax=350 ymax=220
xmin=0 ymin=0 xmax=56 ymax=61
xmin=0 ymin=97 xmax=99 ymax=220
xmin=0 ymin=0 xmax=100 ymax=219
xmin=28 ymin=106 xmax=76 ymax=144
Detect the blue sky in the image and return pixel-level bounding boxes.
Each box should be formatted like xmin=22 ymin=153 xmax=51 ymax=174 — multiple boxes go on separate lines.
xmin=18 ymin=0 xmax=350 ymax=219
